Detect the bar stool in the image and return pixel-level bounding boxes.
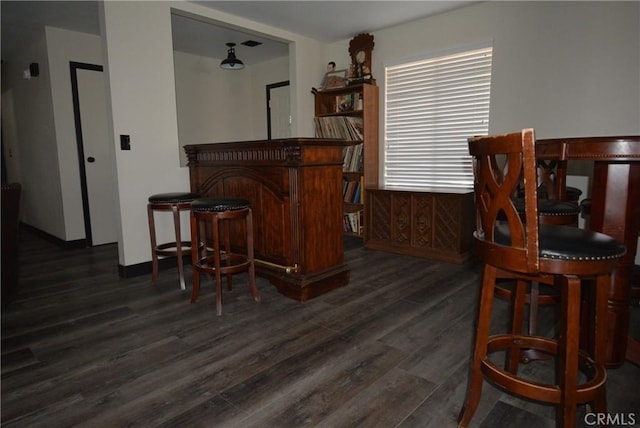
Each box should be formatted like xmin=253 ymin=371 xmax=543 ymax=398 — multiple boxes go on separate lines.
xmin=190 ymin=197 xmax=259 ymax=316
xmin=147 ymin=192 xmax=199 ymax=290
xmin=459 ymin=129 xmax=626 ymax=427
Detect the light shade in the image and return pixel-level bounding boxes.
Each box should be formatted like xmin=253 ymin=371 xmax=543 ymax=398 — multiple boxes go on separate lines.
xmin=220 ymin=42 xmax=244 ymax=70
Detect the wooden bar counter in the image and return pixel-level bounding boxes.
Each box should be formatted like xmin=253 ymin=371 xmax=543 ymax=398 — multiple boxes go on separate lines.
xmin=184 ymin=138 xmax=350 ymax=301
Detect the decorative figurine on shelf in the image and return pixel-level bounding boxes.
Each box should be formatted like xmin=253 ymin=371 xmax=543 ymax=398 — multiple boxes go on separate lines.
xmin=319 ymin=60 xmax=348 ymax=91
xmin=314 ymin=61 xmax=337 ymax=93
xmin=348 ymin=33 xmax=375 ymax=85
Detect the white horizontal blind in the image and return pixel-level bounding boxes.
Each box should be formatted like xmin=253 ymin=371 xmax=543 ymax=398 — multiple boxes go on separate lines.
xmin=384 ymin=45 xmax=492 ymax=190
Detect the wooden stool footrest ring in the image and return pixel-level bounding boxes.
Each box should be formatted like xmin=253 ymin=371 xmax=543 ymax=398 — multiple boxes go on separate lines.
xmin=195 ymin=254 xmax=252 ymax=276
xmin=482 ymin=334 xmax=607 ymax=405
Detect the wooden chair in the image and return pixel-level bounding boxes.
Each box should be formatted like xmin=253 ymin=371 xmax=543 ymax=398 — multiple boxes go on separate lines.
xmin=190 ymin=197 xmax=259 ymax=316
xmin=458 ymin=129 xmax=626 ymax=427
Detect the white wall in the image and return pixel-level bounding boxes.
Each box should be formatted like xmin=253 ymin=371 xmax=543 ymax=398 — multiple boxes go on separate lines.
xmin=174 ymin=51 xmax=255 ymax=165
xmin=0 ymin=30 xmax=66 ymax=238
xmin=325 ymin=1 xmax=640 ymax=183
xmin=100 ymin=1 xmax=187 ymax=265
xmin=174 ymin=52 xmax=289 ymax=166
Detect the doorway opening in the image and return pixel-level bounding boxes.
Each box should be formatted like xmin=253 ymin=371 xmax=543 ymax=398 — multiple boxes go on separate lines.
xmin=266 ymin=80 xmax=290 ymax=140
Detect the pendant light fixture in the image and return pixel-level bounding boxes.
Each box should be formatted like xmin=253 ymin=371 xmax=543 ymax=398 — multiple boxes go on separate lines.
xmin=220 ymin=42 xmax=244 ymax=70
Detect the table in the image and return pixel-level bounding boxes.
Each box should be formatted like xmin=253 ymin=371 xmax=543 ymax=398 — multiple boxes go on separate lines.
xmin=536 ymin=136 xmax=640 ymax=368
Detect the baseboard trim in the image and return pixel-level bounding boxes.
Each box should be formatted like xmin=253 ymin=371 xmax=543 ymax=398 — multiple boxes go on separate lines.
xmin=118 ymin=256 xmax=191 ymax=278
xmin=20 ymin=223 xmax=87 ymax=249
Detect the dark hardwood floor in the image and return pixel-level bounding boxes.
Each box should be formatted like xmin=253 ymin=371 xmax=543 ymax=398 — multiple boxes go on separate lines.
xmin=2 ymin=230 xmax=639 ymax=427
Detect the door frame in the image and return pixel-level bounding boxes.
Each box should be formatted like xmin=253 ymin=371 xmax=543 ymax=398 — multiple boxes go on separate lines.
xmin=266 ymin=80 xmax=290 ymax=140
xmin=70 ymin=61 xmax=104 ymax=246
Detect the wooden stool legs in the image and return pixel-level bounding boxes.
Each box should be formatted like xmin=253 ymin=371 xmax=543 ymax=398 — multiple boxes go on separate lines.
xmin=458 ymin=265 xmax=608 ymax=428
xmin=458 ymin=264 xmax=496 ymax=428
xmin=190 ymin=203 xmax=259 ymax=316
xmin=147 ymin=195 xmax=196 ymax=290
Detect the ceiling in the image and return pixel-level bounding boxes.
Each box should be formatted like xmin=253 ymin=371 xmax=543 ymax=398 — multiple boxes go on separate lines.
xmin=1 ymin=1 xmax=477 ymax=64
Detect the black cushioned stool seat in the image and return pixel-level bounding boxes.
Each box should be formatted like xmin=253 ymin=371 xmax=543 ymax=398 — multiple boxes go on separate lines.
xmin=190 ymin=197 xmax=259 ymax=315
xmin=147 ymin=192 xmax=199 ymax=290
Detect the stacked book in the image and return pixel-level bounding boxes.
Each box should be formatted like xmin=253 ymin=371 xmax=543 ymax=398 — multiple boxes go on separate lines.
xmin=343 ymin=178 xmax=363 ymax=204
xmin=343 ymin=212 xmax=361 ymax=234
xmin=314 ymin=116 xmax=364 ymax=172
xmin=314 ymin=116 xmax=364 ymax=141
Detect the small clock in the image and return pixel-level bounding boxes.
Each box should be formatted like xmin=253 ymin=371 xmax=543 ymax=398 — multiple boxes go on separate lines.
xmin=349 ymin=33 xmax=374 ymax=82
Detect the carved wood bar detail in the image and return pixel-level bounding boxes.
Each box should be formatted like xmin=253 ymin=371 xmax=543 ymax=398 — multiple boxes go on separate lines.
xmin=185 ymin=138 xmax=350 ymax=301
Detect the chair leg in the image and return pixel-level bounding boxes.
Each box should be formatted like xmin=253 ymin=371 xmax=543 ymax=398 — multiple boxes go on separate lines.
xmin=223 ymin=221 xmax=233 ymax=292
xmin=507 ymin=279 xmax=527 ymax=374
xmin=247 ymin=209 xmax=259 ymax=302
xmin=458 ymin=264 xmax=497 ymax=427
xmin=557 ymin=276 xmax=581 ymax=428
xmin=190 ymin=212 xmax=200 ymax=303
xmin=212 ymin=215 xmax=223 ymax=316
xmin=528 ymin=281 xmax=540 ymax=336
xmin=591 ymin=274 xmax=609 ymax=414
xmin=520 ymin=281 xmax=553 ymax=363
xmin=172 ymin=204 xmax=186 ymax=291
xmin=148 ymin=204 xmax=159 ymax=285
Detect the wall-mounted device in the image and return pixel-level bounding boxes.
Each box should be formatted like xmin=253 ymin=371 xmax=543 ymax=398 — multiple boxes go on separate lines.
xmin=120 ymin=135 xmax=131 ymax=150
xmin=29 ymin=63 xmax=39 ymax=77
xmin=22 ymin=62 xmax=40 ymax=80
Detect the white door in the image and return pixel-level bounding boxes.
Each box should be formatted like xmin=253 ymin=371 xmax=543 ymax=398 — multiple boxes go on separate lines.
xmin=77 ymin=67 xmax=118 ymax=245
xmin=268 ymin=83 xmax=291 ymax=139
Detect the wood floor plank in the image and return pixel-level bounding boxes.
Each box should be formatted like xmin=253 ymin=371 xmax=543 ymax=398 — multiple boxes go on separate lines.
xmin=216 ymin=341 xmax=410 ymax=427
xmin=316 ymin=367 xmax=437 ymax=428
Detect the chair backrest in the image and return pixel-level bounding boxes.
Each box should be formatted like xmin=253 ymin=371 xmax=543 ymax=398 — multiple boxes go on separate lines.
xmin=468 ymin=129 xmax=540 ymax=273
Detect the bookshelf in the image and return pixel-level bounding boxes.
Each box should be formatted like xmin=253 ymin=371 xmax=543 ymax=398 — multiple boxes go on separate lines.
xmin=313 ymin=83 xmax=379 ymax=237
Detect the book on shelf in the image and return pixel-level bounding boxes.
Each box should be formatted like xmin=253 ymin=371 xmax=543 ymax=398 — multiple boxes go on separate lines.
xmin=314 ymin=116 xmax=364 ymax=173
xmin=314 ymin=116 xmax=364 ymax=141
xmin=343 ymin=211 xmax=361 ymax=234
xmin=343 ymin=179 xmax=362 ymax=204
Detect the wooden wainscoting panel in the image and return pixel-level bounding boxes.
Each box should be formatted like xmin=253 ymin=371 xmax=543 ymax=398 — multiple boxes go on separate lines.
xmin=365 ymin=188 xmax=474 ymax=264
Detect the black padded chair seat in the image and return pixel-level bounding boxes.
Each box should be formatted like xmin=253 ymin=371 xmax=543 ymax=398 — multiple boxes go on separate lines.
xmin=191 ymin=198 xmax=251 ymax=212
xmin=149 ymin=192 xmax=199 ymax=203
xmin=512 ymin=198 xmax=580 ymax=216
xmin=494 ymin=222 xmax=626 ymax=261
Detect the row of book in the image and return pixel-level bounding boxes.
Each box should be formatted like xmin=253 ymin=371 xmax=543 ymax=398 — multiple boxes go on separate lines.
xmin=314 ymin=116 xmax=364 ymax=142
xmin=314 ymin=116 xmax=364 ymax=172
xmin=343 ymin=179 xmax=362 ymax=204
xmin=343 ymin=143 xmax=363 ymax=172
xmin=343 ymin=211 xmax=362 ymax=235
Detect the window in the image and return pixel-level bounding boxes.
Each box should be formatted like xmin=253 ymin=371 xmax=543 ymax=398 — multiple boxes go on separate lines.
xmin=384 ymin=44 xmax=493 ymax=190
